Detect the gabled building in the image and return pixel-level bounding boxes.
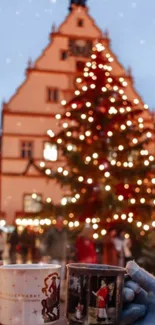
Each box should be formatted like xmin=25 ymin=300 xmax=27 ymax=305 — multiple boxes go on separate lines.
xmin=1 ymin=0 xmax=153 ymax=224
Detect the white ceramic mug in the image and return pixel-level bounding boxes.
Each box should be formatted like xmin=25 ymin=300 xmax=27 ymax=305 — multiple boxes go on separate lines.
xmin=0 ymin=264 xmax=61 ymax=325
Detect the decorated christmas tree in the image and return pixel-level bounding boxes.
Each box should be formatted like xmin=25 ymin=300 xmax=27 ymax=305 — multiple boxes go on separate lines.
xmin=40 ymin=43 xmax=155 ymax=236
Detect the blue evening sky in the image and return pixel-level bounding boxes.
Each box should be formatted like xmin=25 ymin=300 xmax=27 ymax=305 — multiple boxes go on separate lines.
xmin=0 ymin=0 xmax=155 ymax=110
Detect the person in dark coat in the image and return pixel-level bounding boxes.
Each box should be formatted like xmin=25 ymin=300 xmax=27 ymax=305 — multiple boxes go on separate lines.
xmin=20 ymin=226 xmax=36 ymax=263
xmin=103 ymin=229 xmax=118 ymax=266
xmin=8 ymin=227 xmax=19 ymax=264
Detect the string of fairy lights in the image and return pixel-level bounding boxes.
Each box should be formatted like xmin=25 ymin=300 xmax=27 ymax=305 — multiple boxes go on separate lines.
xmin=14 ymin=43 xmax=155 ymax=238
xmin=14 ymin=212 xmax=155 ymax=239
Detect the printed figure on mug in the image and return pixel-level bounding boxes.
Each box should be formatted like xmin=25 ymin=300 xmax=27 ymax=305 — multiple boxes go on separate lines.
xmin=67 ymin=274 xmax=89 ymax=323
xmin=89 ymin=276 xmax=116 ymax=324
xmin=41 ymin=272 xmax=60 ymax=323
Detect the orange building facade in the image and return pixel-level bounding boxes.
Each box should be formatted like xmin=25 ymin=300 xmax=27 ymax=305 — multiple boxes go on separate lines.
xmin=1 ymin=1 xmax=154 ymax=224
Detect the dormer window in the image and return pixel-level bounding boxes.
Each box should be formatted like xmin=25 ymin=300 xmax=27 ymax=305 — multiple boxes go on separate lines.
xmin=77 ymin=18 xmax=84 ymax=27
xmin=69 ymin=39 xmax=92 ymax=57
xmin=47 ymin=88 xmax=59 ymax=103
xmin=61 ymin=50 xmax=68 ymax=61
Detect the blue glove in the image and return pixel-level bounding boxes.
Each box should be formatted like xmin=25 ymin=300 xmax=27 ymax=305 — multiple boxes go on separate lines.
xmin=120 ymin=261 xmax=155 ymax=325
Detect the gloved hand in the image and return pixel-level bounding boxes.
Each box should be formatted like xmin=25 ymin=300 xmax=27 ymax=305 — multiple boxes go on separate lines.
xmin=120 ymin=261 xmax=155 ymax=325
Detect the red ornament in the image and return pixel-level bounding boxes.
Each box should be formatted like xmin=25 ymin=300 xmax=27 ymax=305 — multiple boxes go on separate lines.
xmin=115 ymin=183 xmax=135 ymax=200
xmin=87 ymin=139 xmax=93 ymax=144
xmin=98 ymin=106 xmax=106 ymax=113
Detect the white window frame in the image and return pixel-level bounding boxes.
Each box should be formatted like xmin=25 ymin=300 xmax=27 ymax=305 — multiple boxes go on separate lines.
xmin=43 ymin=142 xmax=58 ymax=162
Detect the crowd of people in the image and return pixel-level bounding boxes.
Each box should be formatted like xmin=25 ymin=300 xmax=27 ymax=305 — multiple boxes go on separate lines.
xmin=102 ymin=228 xmax=132 ymax=267
xmin=0 ymin=216 xmax=132 ymax=268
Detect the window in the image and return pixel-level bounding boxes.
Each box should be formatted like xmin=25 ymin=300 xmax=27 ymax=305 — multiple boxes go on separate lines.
xmin=24 ymin=194 xmax=42 ymax=213
xmin=20 ymin=141 xmax=33 ymax=158
xmin=69 ymin=39 xmax=92 ymax=57
xmin=47 ymin=88 xmax=59 ymax=102
xmin=76 ymin=61 xmax=85 ymax=72
xmin=61 ymin=50 xmax=68 ymax=60
xmin=43 ymin=142 xmax=58 ymax=161
xmin=77 ymin=18 xmax=84 ymax=27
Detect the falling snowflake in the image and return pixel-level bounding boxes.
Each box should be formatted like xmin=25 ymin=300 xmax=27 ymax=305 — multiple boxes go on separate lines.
xmin=140 ymin=40 xmax=146 ymax=45
xmin=35 ymin=12 xmax=40 ymax=18
xmin=16 ymin=121 xmax=22 ymax=127
xmin=44 ymin=8 xmax=53 ymax=13
xmin=6 ymin=58 xmax=12 ymax=64
xmin=131 ymin=2 xmax=137 ymax=8
xmin=119 ymin=12 xmax=124 ymax=18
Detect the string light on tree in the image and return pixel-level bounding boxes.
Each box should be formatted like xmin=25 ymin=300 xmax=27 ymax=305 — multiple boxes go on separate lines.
xmin=147 ymin=132 xmax=152 ymax=138
xmin=61 ymin=100 xmax=67 ymax=106
xmin=134 ymin=98 xmax=139 ymax=104
xmin=93 ymin=224 xmax=98 ymax=230
xmin=105 ymin=185 xmax=111 ymax=191
xmin=40 ymin=162 xmax=45 ymax=168
xmin=107 ymin=131 xmax=113 ymax=137
xmin=78 ymin=176 xmax=84 ymax=182
xmin=63 ymin=170 xmax=69 ymax=176
xmin=57 ymin=138 xmax=62 ymax=144
xmin=67 ymin=144 xmax=73 ymax=151
xmin=47 ymin=130 xmax=55 ymax=137
xmin=57 ymin=167 xmax=63 ymax=173
xmin=92 ymin=153 xmax=98 ymax=159
xmin=55 ymin=114 xmax=61 ymax=120
xmin=137 ymin=221 xmax=142 ymax=228
xmin=113 ymin=214 xmax=119 ymax=220
xmin=45 ymin=169 xmax=51 ymax=175
xmin=118 ymin=145 xmax=124 ymax=151
xmin=46 ymin=197 xmax=52 ymax=203
xmin=101 ymin=229 xmax=107 ymax=236
xmin=143 ymin=225 xmax=150 ymax=231
xmin=93 ymin=233 xmax=99 ymax=239
xmin=121 ymin=214 xmax=127 ymax=220
xmin=87 ymin=178 xmax=93 ymax=184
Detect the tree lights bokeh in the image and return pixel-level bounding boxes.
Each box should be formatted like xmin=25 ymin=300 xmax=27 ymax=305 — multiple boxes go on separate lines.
xmin=27 ymin=43 xmax=155 ymax=238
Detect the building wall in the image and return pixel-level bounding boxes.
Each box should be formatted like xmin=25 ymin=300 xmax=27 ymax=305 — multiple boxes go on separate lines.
xmin=8 ymin=72 xmax=70 ymax=113
xmin=1 ymin=176 xmax=62 ymax=219
xmin=1 ymin=4 xmax=154 ymax=223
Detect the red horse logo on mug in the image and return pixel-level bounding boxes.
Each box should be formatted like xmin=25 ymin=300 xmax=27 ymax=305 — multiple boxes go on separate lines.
xmin=41 ymin=272 xmax=60 ymax=323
